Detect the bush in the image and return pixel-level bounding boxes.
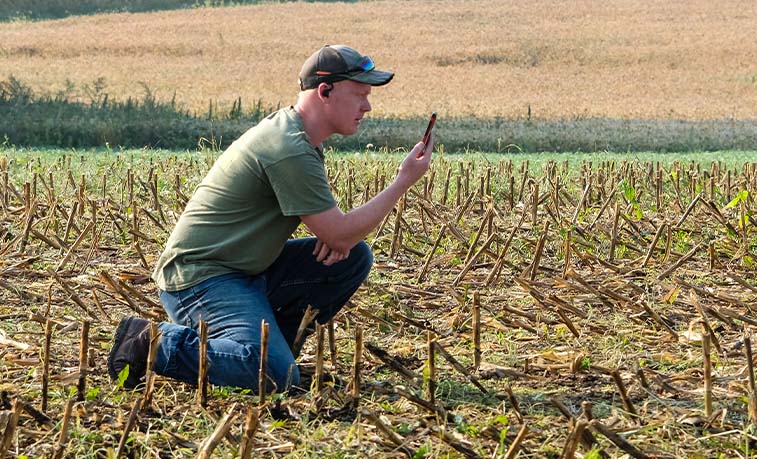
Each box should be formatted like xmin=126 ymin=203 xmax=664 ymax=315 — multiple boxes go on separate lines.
xmin=0 ymin=77 xmax=274 ymax=149
xmin=2 ymin=77 xmax=756 ymax=153
xmin=0 ymin=0 xmax=357 ymax=22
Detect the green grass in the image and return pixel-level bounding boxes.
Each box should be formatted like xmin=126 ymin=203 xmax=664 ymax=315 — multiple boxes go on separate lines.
xmin=4 ymin=145 xmax=755 ymax=176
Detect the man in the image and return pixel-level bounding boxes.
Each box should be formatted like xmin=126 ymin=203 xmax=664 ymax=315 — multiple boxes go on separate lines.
xmin=107 ymin=44 xmax=434 ymax=392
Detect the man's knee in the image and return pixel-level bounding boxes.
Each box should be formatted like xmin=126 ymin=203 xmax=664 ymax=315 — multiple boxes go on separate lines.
xmin=266 ymin=348 xmax=300 ymax=391
xmin=211 ymin=344 xmax=298 ymax=393
xmin=350 ymin=240 xmax=373 ymax=281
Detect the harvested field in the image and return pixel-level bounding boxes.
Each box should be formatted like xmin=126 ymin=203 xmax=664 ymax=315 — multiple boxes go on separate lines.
xmin=1 ymin=148 xmax=756 ymax=457
xmin=1 ymin=0 xmax=756 ymax=120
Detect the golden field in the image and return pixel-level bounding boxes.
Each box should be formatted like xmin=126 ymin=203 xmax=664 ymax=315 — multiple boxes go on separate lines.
xmin=1 ymin=0 xmax=756 ymax=121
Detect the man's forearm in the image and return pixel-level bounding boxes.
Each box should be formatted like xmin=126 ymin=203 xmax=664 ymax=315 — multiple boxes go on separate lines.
xmin=301 ymin=176 xmax=413 ymax=253
xmin=343 ymin=176 xmax=412 ymax=239
xmin=301 ymin=140 xmax=432 ymax=254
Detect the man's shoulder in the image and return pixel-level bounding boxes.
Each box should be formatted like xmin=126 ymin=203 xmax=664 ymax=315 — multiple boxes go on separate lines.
xmin=232 ymin=107 xmax=317 ymax=166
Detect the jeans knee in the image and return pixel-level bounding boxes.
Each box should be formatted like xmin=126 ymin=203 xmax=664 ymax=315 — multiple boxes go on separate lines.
xmin=207 ymin=344 xmax=298 ymax=393
xmin=351 ymin=240 xmax=373 ymax=280
xmin=266 ymin=350 xmax=299 ymax=391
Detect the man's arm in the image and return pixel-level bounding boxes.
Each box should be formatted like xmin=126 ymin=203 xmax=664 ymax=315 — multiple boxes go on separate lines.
xmin=301 ymin=139 xmax=433 ymax=255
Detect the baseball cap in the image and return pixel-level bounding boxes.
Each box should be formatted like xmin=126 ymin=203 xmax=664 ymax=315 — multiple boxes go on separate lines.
xmin=299 ymin=44 xmax=394 ymax=91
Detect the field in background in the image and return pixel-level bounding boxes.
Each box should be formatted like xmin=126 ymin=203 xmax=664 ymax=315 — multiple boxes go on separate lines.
xmin=1 ymin=147 xmax=756 ymax=457
xmin=1 ymin=0 xmax=756 ymax=121
xmin=3 ymin=73 xmax=756 ymax=151
xmin=2 ymin=1 xmax=757 ymax=454
xmin=0 ymin=0 xmax=330 ymax=22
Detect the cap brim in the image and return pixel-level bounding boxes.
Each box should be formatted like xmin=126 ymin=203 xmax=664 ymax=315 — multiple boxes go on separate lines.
xmin=348 ymin=69 xmax=394 ymax=86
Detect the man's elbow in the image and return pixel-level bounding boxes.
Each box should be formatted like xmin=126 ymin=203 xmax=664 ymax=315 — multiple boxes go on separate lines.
xmin=302 ymin=209 xmax=358 ymax=253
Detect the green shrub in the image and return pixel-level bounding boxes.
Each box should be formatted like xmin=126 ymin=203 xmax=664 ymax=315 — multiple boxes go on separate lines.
xmin=2 ymin=77 xmax=756 ymax=152
xmin=0 ymin=0 xmax=357 ymax=22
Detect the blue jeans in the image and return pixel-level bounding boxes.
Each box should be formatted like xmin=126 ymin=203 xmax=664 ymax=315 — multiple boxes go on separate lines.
xmin=153 ymin=238 xmax=373 ymax=393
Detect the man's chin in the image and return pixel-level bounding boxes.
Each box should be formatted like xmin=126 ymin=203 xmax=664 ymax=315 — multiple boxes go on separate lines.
xmin=338 ymin=125 xmax=360 ymax=137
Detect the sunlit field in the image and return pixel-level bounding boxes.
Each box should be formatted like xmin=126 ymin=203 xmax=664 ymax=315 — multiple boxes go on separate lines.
xmin=2 ymin=0 xmax=757 ymax=457
xmin=1 ymin=0 xmax=755 ymax=120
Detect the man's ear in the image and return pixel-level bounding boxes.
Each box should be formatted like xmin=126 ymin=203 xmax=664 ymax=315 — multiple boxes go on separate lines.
xmin=319 ymin=82 xmax=334 ymax=99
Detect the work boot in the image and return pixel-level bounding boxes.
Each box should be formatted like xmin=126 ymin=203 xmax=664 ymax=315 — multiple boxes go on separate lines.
xmin=107 ymin=317 xmax=151 ymax=389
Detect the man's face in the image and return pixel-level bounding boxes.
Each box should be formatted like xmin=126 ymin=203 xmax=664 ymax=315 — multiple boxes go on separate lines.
xmin=324 ymin=80 xmax=372 ymax=136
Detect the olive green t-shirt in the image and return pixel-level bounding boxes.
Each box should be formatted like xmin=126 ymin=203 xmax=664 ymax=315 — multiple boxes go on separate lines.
xmin=152 ymin=107 xmax=337 ymax=291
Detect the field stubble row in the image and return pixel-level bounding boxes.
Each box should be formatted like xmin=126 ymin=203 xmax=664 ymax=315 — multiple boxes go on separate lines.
xmin=0 ymin=150 xmax=757 ymax=457
xmin=1 ymin=0 xmax=756 ymax=121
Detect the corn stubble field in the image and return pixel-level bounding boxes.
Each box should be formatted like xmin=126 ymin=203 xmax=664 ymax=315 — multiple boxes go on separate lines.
xmin=0 ymin=149 xmax=756 ymax=458
xmin=2 ymin=0 xmax=757 ymax=458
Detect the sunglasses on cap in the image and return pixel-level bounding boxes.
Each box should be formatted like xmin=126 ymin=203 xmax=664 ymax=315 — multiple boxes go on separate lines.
xmin=352 ymin=55 xmax=375 ymax=73
xmin=317 ymin=56 xmax=375 ymax=80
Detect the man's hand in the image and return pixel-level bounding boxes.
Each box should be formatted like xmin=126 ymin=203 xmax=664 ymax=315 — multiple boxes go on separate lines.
xmin=313 ymin=239 xmax=350 ymax=266
xmin=397 ymin=135 xmax=434 ymax=188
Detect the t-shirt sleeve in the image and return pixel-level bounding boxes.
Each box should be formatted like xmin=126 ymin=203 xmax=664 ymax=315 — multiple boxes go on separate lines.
xmin=266 ymin=153 xmax=337 ymax=216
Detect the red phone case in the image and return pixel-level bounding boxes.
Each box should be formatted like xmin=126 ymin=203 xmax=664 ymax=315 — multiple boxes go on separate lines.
xmin=422 ymin=112 xmax=437 ymax=145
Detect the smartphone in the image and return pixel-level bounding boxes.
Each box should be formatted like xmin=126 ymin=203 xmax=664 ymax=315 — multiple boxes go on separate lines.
xmin=419 ymin=112 xmax=437 ymax=157
xmin=422 ymin=112 xmax=437 ymax=145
